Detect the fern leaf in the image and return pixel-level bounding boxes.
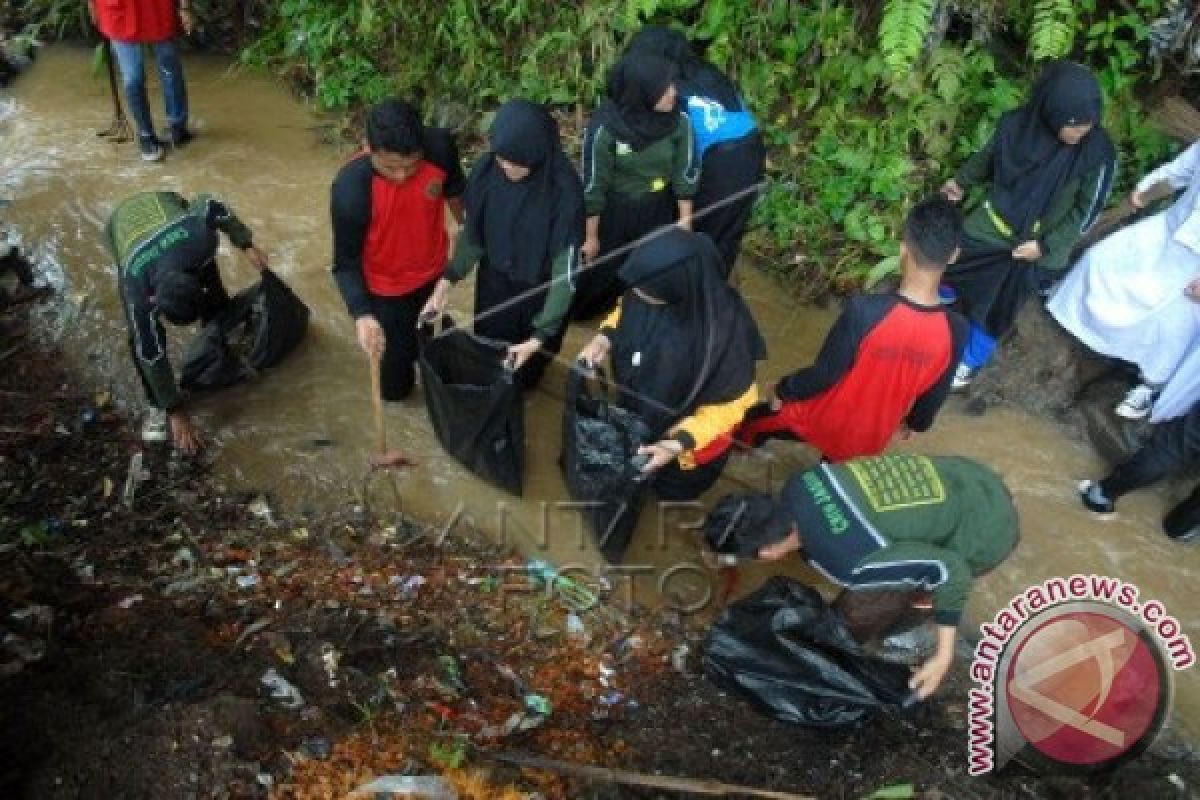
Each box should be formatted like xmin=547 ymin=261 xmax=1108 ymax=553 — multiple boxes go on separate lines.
xmin=880 ymin=0 xmax=937 ymax=76
xmin=1029 ymin=0 xmax=1077 ymax=61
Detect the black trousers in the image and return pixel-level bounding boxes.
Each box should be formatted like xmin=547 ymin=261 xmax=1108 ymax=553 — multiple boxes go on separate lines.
xmin=1101 ymin=406 xmax=1200 ymax=498
xmin=694 ymin=133 xmax=766 ymax=277
xmin=1164 ymin=484 xmax=1200 ymax=539
xmin=371 ymin=278 xmax=438 ymax=401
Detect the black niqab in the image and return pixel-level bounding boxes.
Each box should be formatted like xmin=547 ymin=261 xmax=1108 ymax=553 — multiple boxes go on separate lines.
xmin=988 ymin=61 xmax=1116 ymax=239
xmin=626 ymin=25 xmax=743 ymax=111
xmin=594 ymin=53 xmax=679 ymax=151
xmin=612 ymin=229 xmax=765 ymax=435
xmin=464 ymin=99 xmax=584 ymax=286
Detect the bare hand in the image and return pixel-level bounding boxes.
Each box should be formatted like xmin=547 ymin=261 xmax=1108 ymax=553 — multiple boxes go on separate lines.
xmin=506 ymin=337 xmax=542 ymax=371
xmin=243 ymin=245 xmax=269 ymax=271
xmin=180 ymin=8 xmax=196 ymax=36
xmin=767 ymin=382 xmax=783 ymax=413
xmin=356 ymin=315 xmax=385 ymax=359
xmin=637 ymin=439 xmax=683 ymax=473
xmin=1130 ymin=190 xmax=1147 ymax=210
xmin=168 ymin=410 xmax=203 ymax=455
xmin=581 ymin=236 xmax=600 ymax=265
xmin=1186 ymin=277 xmax=1200 ymax=303
xmin=1012 ymin=240 xmax=1042 ymax=262
xmin=941 ymin=179 xmax=964 ymax=204
xmin=909 ymin=651 xmax=953 ymax=700
xmin=578 ymin=333 xmax=610 ymax=369
xmin=419 ymin=279 xmax=451 ymax=323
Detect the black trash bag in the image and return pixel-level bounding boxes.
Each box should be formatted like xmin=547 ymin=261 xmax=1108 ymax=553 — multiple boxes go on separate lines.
xmin=703 ymin=576 xmax=916 ymax=727
xmin=181 ymin=322 xmax=250 ymax=390
xmin=181 ymin=269 xmax=310 ymax=391
xmin=560 ymin=362 xmax=652 ymax=563
xmin=418 ymin=316 xmax=524 ymax=495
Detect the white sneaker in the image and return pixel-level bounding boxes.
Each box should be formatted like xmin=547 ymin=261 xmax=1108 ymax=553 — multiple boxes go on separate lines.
xmin=141 ymin=408 xmax=168 ymax=442
xmin=951 ymin=363 xmax=975 ymax=391
xmin=1115 ymin=384 xmax=1158 ymax=420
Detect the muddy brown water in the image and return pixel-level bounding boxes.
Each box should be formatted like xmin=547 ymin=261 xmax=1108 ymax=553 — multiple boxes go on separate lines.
xmin=3 ymin=46 xmax=1197 ymax=743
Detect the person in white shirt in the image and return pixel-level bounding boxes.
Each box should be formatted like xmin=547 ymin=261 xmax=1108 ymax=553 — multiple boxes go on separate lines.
xmin=1048 ymin=139 xmax=1200 ymax=422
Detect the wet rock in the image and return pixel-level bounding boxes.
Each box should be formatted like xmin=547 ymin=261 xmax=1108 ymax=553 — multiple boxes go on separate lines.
xmin=964 ymin=301 xmax=1135 ymax=446
xmin=298 ymin=737 xmax=331 ymax=760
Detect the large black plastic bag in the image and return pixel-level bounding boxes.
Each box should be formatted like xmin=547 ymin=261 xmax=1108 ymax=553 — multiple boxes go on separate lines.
xmin=419 ymin=317 xmax=524 ymax=495
xmin=181 ymin=269 xmax=310 ymax=391
xmin=703 ymin=577 xmax=916 ymax=727
xmin=560 ymin=363 xmax=652 ymax=563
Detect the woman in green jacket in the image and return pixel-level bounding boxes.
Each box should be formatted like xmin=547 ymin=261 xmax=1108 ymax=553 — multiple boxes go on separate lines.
xmin=941 ymin=61 xmax=1117 ymax=389
xmin=573 ymin=52 xmax=700 ymax=319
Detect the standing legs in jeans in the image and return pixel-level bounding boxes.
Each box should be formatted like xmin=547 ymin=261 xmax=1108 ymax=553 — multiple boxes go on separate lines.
xmin=110 ymin=39 xmax=189 ymax=144
xmin=371 ymin=280 xmax=438 ymax=401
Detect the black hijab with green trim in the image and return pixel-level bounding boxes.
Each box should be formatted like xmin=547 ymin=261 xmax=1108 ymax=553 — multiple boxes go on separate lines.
xmin=612 ymin=228 xmax=765 ymax=435
xmin=463 ymin=99 xmax=584 ymax=286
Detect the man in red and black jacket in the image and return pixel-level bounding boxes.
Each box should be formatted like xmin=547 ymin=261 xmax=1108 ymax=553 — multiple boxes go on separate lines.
xmin=737 ymin=194 xmax=967 ymax=462
xmin=331 ymin=100 xmax=466 ymax=401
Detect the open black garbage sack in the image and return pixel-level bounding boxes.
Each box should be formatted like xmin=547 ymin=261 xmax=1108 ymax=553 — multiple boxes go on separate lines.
xmin=703 ymin=577 xmax=917 ymax=727
xmin=181 ymin=269 xmax=310 ymax=391
xmin=419 ymin=317 xmax=524 ymax=495
xmin=560 ymin=363 xmax=652 ymax=563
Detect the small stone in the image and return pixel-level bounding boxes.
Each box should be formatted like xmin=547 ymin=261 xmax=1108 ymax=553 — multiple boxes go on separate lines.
xmin=299 ymin=737 xmax=332 ymax=760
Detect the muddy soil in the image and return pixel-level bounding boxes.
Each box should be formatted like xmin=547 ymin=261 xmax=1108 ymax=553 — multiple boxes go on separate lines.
xmin=4 ymin=291 xmax=1200 ymax=799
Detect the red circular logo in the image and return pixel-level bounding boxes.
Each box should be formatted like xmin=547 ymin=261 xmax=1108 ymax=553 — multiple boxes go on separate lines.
xmin=1004 ymin=610 xmax=1167 ymax=770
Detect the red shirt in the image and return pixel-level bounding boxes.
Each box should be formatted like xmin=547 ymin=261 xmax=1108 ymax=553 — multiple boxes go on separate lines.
xmin=738 ymin=295 xmax=965 ymax=462
xmin=362 ymin=161 xmax=450 ymax=297
xmin=791 ymin=304 xmax=952 ymax=460
xmin=94 ymin=0 xmax=178 ymax=43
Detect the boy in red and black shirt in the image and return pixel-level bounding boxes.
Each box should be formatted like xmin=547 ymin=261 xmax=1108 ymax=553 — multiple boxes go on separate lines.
xmin=737 ymin=195 xmax=967 ymax=461
xmin=331 ymin=100 xmax=466 ymax=400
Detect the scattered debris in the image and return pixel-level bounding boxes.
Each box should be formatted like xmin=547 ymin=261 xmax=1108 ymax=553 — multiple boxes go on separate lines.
xmin=347 ymin=774 xmax=457 ymax=799
xmin=261 ymin=668 xmax=304 ymax=709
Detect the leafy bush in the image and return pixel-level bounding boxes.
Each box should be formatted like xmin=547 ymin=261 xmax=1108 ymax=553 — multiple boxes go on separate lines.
xmin=15 ymin=0 xmax=1173 ymax=296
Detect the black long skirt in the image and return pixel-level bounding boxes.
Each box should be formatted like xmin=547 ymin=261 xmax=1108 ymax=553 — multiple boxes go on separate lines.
xmin=652 ymin=450 xmax=731 ymax=502
xmin=572 ymin=189 xmax=677 ymax=321
xmin=472 ymin=262 xmax=564 ymax=390
xmin=694 ymin=132 xmax=766 ymax=277
xmin=942 ymin=233 xmax=1036 ymax=338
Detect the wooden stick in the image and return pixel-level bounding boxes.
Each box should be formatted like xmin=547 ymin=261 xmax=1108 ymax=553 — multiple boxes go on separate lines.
xmin=486 ymin=751 xmax=816 ymax=799
xmin=364 ymin=351 xmax=404 ymax=508
xmin=369 ymin=352 xmax=387 ymax=458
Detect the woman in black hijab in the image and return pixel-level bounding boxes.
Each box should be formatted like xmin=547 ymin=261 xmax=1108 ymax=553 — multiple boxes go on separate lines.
xmin=578 ymin=228 xmax=765 ymax=501
xmin=424 ymin=99 xmax=584 ymax=388
xmin=941 ymin=60 xmax=1117 ymax=389
xmin=625 ymin=25 xmax=766 ymax=275
xmin=574 ymin=52 xmax=701 ymax=319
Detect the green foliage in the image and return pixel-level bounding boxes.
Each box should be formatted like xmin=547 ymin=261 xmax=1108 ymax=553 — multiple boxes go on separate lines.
xmin=15 ymin=0 xmax=1168 ymax=297
xmin=1029 ymin=0 xmax=1078 ymax=61
xmin=880 ymin=0 xmax=937 ymax=75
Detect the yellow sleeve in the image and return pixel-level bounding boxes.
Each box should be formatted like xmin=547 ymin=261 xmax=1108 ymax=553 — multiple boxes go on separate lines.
xmin=670 ymin=384 xmax=759 ymax=469
xmin=600 ymin=301 xmax=622 ymax=335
